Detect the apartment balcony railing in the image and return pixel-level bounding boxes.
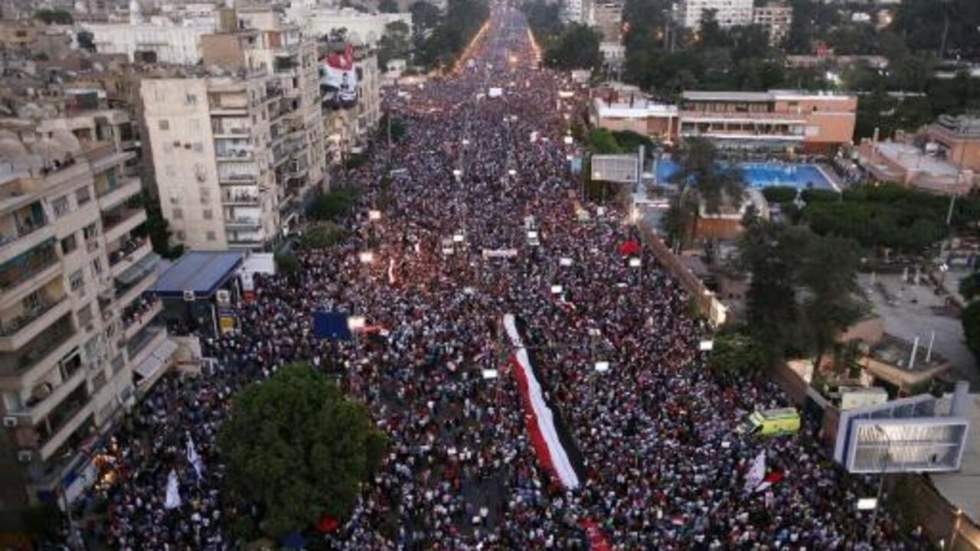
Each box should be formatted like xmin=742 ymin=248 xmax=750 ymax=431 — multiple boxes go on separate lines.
xmin=0 ymin=296 xmax=67 ymax=337
xmin=0 ymin=245 xmax=58 ymax=293
xmin=215 ymin=149 xmax=254 ymax=161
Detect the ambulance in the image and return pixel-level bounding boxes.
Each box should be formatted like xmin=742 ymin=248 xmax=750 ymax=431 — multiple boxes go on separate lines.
xmin=738 ymin=408 xmax=801 ymax=437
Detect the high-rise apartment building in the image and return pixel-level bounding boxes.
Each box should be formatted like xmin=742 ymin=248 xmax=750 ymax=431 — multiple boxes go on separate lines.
xmin=141 ymin=9 xmax=326 ymax=251
xmin=677 ymin=0 xmax=754 ymax=30
xmin=0 ymin=108 xmax=174 ymax=509
xmin=753 ymin=2 xmax=793 ymax=46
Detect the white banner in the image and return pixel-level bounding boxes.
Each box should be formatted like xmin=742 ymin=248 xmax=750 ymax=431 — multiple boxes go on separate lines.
xmin=744 ymin=451 xmax=766 ymax=493
xmin=482 ymin=248 xmax=518 ymax=259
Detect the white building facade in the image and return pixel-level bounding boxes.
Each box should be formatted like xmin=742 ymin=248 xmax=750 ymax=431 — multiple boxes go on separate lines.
xmin=677 ymin=0 xmax=754 ymax=29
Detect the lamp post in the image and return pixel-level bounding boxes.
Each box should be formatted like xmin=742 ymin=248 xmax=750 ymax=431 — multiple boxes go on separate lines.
xmin=867 ymin=424 xmax=892 ymax=542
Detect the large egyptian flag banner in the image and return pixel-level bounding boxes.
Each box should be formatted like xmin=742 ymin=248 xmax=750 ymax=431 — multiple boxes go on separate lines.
xmin=503 ymin=314 xmax=612 ymax=550
xmin=503 ymin=314 xmax=581 ymax=488
xmin=320 ymin=44 xmax=358 ymax=106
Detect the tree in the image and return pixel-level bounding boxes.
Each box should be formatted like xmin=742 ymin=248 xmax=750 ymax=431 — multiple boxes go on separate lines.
xmin=299 ymin=222 xmax=348 ymax=249
xmin=544 ymin=24 xmax=602 ymax=71
xmin=218 ymin=364 xmax=388 ymax=538
xmin=960 ymin=272 xmax=980 ymax=301
xmin=707 ymin=331 xmax=769 ymax=379
xmin=409 ymin=1 xmax=441 ymax=33
xmin=738 ymin=220 xmax=810 ymax=363
xmin=963 ymin=301 xmax=980 ymax=359
xmin=379 ymin=0 xmax=399 ymax=13
xmin=586 ymin=128 xmax=623 ymax=154
xmin=33 ymin=9 xmax=73 ymax=24
xmin=669 ymin=137 xmax=744 ymax=214
xmin=307 ymin=188 xmax=359 ymax=221
xmin=378 ymin=21 xmax=412 ymax=70
xmin=274 ymin=251 xmax=300 ymax=275
xmin=139 ymin=190 xmax=184 ymax=259
xmin=797 ymin=234 xmax=864 ymax=370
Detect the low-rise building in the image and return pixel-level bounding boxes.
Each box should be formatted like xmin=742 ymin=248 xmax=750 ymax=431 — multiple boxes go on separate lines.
xmin=588 ymin=1 xmax=623 ymax=43
xmin=856 ymin=140 xmax=976 ymax=195
xmin=590 ymin=92 xmax=679 ymax=142
xmin=79 ymin=0 xmax=217 ymax=64
xmin=926 ymin=115 xmax=980 ymax=174
xmin=285 ymin=6 xmax=412 ymax=47
xmin=679 ymin=90 xmax=858 ymax=154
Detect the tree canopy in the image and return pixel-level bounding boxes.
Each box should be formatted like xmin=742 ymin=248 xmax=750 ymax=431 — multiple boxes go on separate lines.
xmin=218 ymin=364 xmax=388 ymax=538
xmin=33 ymin=9 xmax=72 ymax=24
xmin=669 ymin=137 xmax=744 ymax=214
xmin=738 ymin=219 xmax=864 ymax=365
xmin=414 ymin=0 xmax=489 ymax=68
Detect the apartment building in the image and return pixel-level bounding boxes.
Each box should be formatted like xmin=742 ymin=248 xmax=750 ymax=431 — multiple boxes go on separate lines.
xmin=0 ymin=112 xmax=174 ymax=509
xmin=753 ymin=2 xmax=793 ymax=46
xmin=679 ymin=90 xmax=857 ymax=153
xmin=677 ymin=0 xmax=754 ymax=29
xmin=284 ymin=6 xmax=412 ymax=47
xmin=323 ymin=43 xmax=382 ymax=163
xmin=588 ymin=1 xmax=623 ymax=43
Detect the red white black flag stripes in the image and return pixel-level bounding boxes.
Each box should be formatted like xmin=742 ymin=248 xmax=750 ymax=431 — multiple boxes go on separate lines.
xmin=503 ymin=313 xmax=581 ymax=489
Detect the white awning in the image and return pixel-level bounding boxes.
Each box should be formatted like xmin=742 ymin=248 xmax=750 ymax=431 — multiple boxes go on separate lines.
xmin=135 ymin=339 xmax=178 ymax=385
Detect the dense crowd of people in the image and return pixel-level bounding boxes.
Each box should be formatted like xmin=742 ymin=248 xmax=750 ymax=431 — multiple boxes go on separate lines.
xmin=75 ymin=6 xmax=931 ymax=550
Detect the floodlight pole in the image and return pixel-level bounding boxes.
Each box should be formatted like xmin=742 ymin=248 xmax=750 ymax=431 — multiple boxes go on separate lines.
xmin=868 ymin=425 xmax=891 ymax=542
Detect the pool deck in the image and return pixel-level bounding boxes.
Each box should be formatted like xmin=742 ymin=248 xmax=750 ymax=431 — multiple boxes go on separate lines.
xmin=815 ymin=163 xmax=842 ymax=192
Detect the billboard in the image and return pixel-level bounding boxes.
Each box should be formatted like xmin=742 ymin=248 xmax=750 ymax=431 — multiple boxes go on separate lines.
xmin=591 ymin=154 xmax=639 ymax=184
xmin=320 ymin=44 xmax=358 ymax=108
xmin=845 ymin=418 xmax=968 ymax=473
xmin=833 ymin=393 xmax=969 ymax=474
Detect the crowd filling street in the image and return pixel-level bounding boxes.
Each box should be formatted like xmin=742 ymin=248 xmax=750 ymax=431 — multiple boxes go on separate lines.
xmin=79 ymin=6 xmax=931 ymax=550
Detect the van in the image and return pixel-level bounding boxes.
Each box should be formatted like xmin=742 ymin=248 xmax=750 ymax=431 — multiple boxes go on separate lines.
xmin=738 ymin=407 xmax=801 ymax=437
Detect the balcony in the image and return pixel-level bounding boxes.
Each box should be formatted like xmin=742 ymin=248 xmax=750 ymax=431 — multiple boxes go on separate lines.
xmin=38 ymin=391 xmax=93 ymax=461
xmin=0 ymin=296 xmax=70 ymax=352
xmin=109 ymin=238 xmax=152 ymax=279
xmin=0 ymin=316 xmax=76 ymax=388
xmin=97 ymin=177 xmax=142 ymax=212
xmin=127 ymin=325 xmax=165 ymax=365
xmin=85 ymin=142 xmax=135 ymax=174
xmin=215 ymin=148 xmax=254 ymax=162
xmin=0 ymin=211 xmax=53 ymax=266
xmin=114 ymin=252 xmax=160 ymax=309
xmin=10 ymin=361 xmax=85 ymax=426
xmin=224 ymin=217 xmax=262 ymax=229
xmin=122 ymin=296 xmax=162 ymax=342
xmin=218 ymin=173 xmax=258 ymax=185
xmin=211 ymin=122 xmax=252 ymax=137
xmin=102 ymin=208 xmax=148 ymax=245
xmin=222 ymin=191 xmax=260 ymax=206
xmin=0 ymin=243 xmax=60 ymax=308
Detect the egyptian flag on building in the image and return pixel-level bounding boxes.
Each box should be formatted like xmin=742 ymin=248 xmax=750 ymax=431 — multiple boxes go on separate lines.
xmin=320 ymin=44 xmax=358 ymax=107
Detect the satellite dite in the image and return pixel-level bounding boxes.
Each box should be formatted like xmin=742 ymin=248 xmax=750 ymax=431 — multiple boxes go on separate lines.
xmin=833 ymin=381 xmax=971 ymax=474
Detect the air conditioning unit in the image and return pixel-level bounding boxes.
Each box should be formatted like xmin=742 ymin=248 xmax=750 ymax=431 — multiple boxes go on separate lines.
xmin=183 ymin=290 xmax=195 ymax=302
xmin=215 ymin=289 xmax=230 ymax=304
xmin=3 ymin=416 xmax=18 ymax=428
xmin=17 ymin=450 xmax=32 ymax=463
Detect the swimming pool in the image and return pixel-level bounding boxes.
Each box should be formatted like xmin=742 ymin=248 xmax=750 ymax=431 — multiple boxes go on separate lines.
xmin=656 ymin=160 xmax=835 ymax=190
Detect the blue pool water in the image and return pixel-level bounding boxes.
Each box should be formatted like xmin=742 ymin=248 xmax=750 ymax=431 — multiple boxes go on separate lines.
xmin=656 ymin=161 xmax=834 ymax=190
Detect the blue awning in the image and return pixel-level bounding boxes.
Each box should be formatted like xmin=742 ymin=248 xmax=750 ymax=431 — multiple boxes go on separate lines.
xmin=152 ymin=251 xmax=244 ymax=299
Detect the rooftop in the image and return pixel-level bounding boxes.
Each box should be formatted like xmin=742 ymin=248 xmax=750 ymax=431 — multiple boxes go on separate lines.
xmin=152 ymin=251 xmax=244 ymax=299
xmin=868 ymin=334 xmax=949 ymax=373
xmin=874 ymin=142 xmax=961 ymax=178
xmin=930 ymin=393 xmax=980 ymax=520
xmin=682 ymin=90 xmax=855 ymax=102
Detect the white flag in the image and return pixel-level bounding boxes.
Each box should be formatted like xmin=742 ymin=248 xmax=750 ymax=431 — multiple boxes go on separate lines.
xmin=743 ymin=451 xmax=766 ymax=493
xmin=164 ymin=469 xmax=181 ymax=509
xmin=187 ymin=436 xmax=205 ymax=479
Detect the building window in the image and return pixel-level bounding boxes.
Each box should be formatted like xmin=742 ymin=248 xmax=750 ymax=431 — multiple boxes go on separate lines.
xmin=186 ymin=94 xmax=198 ymax=105
xmin=159 ymin=119 xmax=170 ymax=131
xmin=61 ymin=234 xmax=77 ymax=255
xmin=76 ymin=186 xmax=92 ymax=206
xmin=176 ymin=230 xmax=186 ymax=240
xmin=203 ymin=209 xmax=213 ymax=220
xmin=172 ymin=208 xmax=183 ymax=219
xmin=77 ymin=303 xmax=93 ymax=326
xmin=83 ymin=223 xmax=98 ymax=240
xmin=170 ymin=196 xmax=180 ymax=205
xmin=69 ymin=269 xmax=84 ymax=291
xmin=193 ymin=142 xmax=204 ymax=153
xmin=206 ymin=231 xmax=216 ymax=241
xmin=92 ymin=258 xmax=103 ymax=275
xmin=52 ymin=195 xmax=70 ymax=218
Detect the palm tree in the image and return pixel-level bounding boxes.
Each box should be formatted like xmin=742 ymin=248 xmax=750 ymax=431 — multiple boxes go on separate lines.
xmin=669 ymin=137 xmax=745 ymax=214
